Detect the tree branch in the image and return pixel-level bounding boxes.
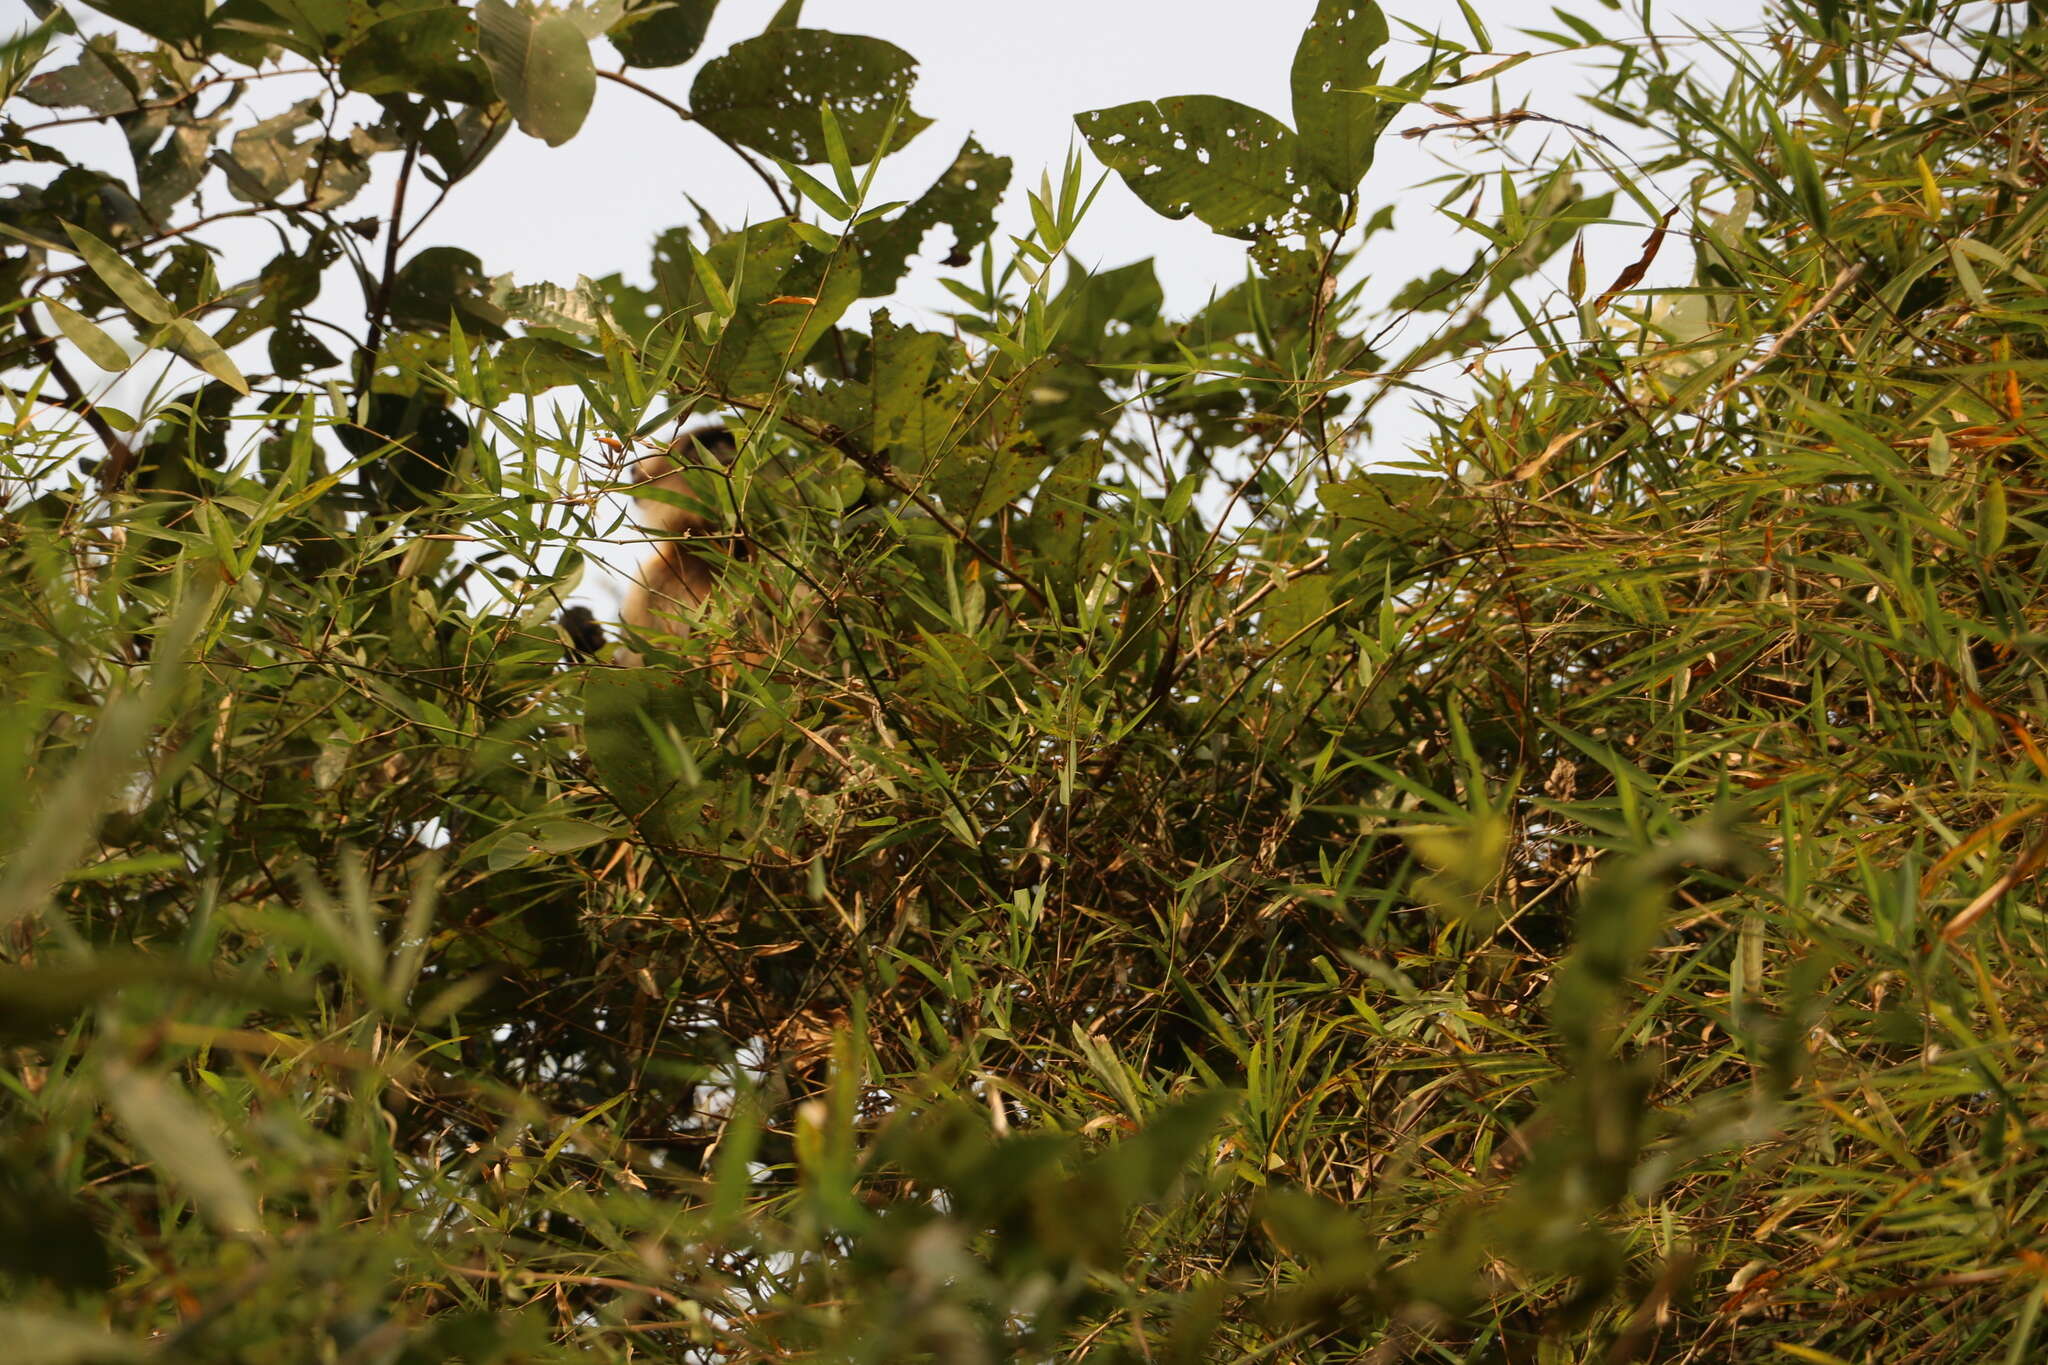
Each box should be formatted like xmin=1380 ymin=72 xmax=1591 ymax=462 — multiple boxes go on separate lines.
xmin=18 ymin=310 xmax=137 ymax=494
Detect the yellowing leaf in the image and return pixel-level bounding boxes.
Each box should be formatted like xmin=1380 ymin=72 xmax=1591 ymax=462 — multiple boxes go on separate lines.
xmin=154 ymin=318 xmax=250 ymax=395
xmin=41 ymin=298 xmax=130 ymax=372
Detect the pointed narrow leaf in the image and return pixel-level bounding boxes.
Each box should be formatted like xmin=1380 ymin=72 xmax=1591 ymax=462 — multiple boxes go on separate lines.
xmin=775 ymin=157 xmax=852 ymax=219
xmin=818 ymin=102 xmax=859 ymax=201
xmin=156 ymin=318 xmax=250 ymax=395
xmin=41 ymin=299 xmax=130 ymax=372
xmin=0 ymin=1311 xmax=141 ymax=1365
xmin=689 ymin=241 xmax=736 ymax=317
xmin=102 ymin=1063 xmax=261 ymax=1238
xmin=62 ymin=222 xmax=173 ymax=324
xmin=1455 ymin=0 xmax=1491 ymax=50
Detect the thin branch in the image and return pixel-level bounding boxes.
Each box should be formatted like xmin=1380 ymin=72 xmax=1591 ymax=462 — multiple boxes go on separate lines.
xmin=356 ymin=135 xmax=421 ymax=394
xmin=597 ymin=68 xmax=798 ymax=218
xmin=754 ymin=405 xmax=1050 ymax=612
xmin=17 ymin=310 xmax=137 ymax=493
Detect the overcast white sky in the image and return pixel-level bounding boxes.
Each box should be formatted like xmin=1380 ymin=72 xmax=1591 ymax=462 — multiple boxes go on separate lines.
xmin=14 ymin=0 xmax=1777 ymax=408
xmin=11 ymin=0 xmax=1776 ymax=613
xmin=434 ymin=0 xmax=1771 ymax=318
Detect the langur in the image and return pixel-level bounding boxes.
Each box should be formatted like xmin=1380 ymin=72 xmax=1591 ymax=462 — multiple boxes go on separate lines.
xmin=611 ymin=425 xmax=831 ymax=665
xmin=619 ymin=425 xmax=740 ymax=642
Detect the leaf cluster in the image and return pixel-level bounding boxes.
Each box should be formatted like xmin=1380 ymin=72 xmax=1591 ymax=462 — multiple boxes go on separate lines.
xmin=7 ymin=2 xmax=2048 ymax=1362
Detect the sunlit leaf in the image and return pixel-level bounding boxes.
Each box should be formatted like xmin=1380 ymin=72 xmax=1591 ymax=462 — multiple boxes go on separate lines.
xmin=101 ymin=1062 xmax=261 ymax=1238
xmin=40 ymin=297 xmax=130 ymax=372
xmin=479 ymin=0 xmax=598 ymax=148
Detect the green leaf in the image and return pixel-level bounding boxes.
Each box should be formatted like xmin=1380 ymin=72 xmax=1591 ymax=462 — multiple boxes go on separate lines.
xmin=479 ymin=0 xmax=598 ymax=148
xmin=1318 ymin=471 xmax=1469 ymax=543
xmin=818 ymin=102 xmax=858 ymax=201
xmin=1075 ymin=96 xmax=1339 ymax=239
xmin=267 ymin=320 xmax=338 ymax=379
xmin=607 ymin=0 xmax=717 ymax=68
xmin=154 ymin=317 xmax=250 ymax=395
xmin=855 ymin=136 xmax=1011 ymax=298
xmin=0 ymin=957 xmax=288 ymax=1045
xmin=1290 ymin=0 xmax=1394 ymax=194
xmin=78 ymin=0 xmax=206 ymax=45
xmin=339 ymin=8 xmax=494 ymax=105
xmin=490 ymin=274 xmax=612 ymax=334
xmin=1262 ymin=572 xmax=1332 ymax=644
xmin=62 ymin=221 xmax=174 ymax=324
xmin=420 ymin=103 xmax=512 ymax=187
xmin=134 ymin=110 xmax=224 ymax=225
xmin=583 ymin=668 xmax=710 ymax=844
xmin=1090 ymin=1089 xmax=1239 ymax=1206
xmin=492 ymin=335 xmax=607 ymax=393
xmin=775 ymin=157 xmax=852 ymax=220
xmin=101 ymin=1061 xmax=262 ymax=1238
xmin=0 ymin=1311 xmax=140 ymax=1365
xmin=934 ymin=445 xmax=1043 ymax=523
xmin=870 ymin=310 xmax=947 ymax=448
xmin=479 ymin=816 xmax=622 ymax=870
xmin=217 ymin=97 xmax=320 ymax=204
xmin=691 ymin=28 xmax=931 ymax=165
xmin=41 ymin=298 xmax=130 ymax=372
xmin=1455 ymin=0 xmax=1491 ymax=50
xmin=389 ymin=245 xmax=505 ymax=334
xmin=687 ymin=241 xmax=736 ymax=318
xmin=529 ymin=818 xmax=618 ymax=854
xmin=19 ymin=37 xmax=139 ymax=115
xmin=701 ymin=219 xmax=861 ymax=396
xmin=0 ymin=9 xmax=71 ymax=105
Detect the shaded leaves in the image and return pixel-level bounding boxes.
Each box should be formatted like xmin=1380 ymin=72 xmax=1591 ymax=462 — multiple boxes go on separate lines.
xmin=691 ymin=28 xmax=931 ymax=164
xmin=1076 ymin=96 xmax=1338 ymax=239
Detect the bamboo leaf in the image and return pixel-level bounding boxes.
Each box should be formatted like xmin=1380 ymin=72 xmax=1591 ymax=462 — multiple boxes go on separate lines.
xmin=40 ymin=298 xmax=130 ymax=372
xmin=62 ymin=221 xmax=173 ymax=324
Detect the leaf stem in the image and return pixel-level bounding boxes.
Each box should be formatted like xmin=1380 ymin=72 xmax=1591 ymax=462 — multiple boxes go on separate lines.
xmin=597 ymin=68 xmax=798 ymax=219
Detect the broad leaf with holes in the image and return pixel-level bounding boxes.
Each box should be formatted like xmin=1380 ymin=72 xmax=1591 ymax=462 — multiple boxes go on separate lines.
xmin=1076 ymin=96 xmax=1338 ymax=239
xmin=1290 ymin=0 xmax=1393 ymax=194
xmin=700 ymin=219 xmax=861 ymax=396
xmin=855 ymin=137 xmax=1011 ymax=298
xmin=691 ymin=28 xmax=930 ymax=164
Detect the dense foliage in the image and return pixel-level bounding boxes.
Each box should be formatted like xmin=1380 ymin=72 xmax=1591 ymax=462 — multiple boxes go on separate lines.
xmin=6 ymin=0 xmax=2048 ymax=1359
